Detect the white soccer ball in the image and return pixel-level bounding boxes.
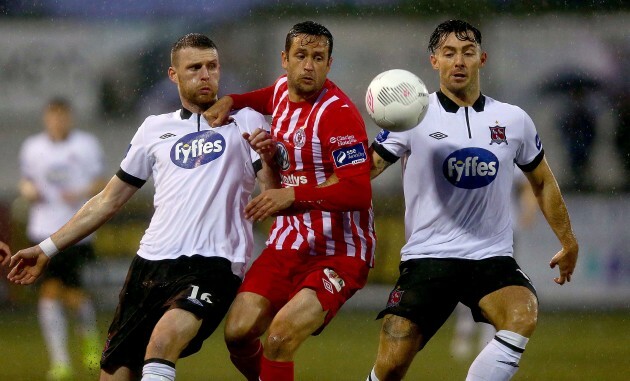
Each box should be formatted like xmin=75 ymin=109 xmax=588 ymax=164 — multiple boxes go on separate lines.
xmin=365 ymin=69 xmax=429 ymax=132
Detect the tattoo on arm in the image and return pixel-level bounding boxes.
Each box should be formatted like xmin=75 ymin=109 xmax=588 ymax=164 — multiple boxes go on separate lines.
xmin=371 ymin=153 xmax=392 ymax=180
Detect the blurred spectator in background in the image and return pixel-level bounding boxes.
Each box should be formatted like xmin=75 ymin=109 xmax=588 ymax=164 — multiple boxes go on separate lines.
xmin=614 ymin=91 xmax=630 ymax=191
xmin=0 ymin=203 xmax=11 ymax=306
xmin=450 ymin=169 xmax=538 ymax=360
xmin=18 ymin=98 xmax=105 ymax=381
xmin=0 ymin=241 xmax=11 ymax=305
xmin=541 ymin=71 xmax=601 ymax=191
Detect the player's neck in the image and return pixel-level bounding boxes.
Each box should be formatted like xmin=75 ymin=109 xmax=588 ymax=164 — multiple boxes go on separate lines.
xmin=181 ymin=99 xmax=216 ymax=114
xmin=440 ymin=86 xmax=481 ymax=107
xmin=47 ymin=131 xmax=70 ymax=142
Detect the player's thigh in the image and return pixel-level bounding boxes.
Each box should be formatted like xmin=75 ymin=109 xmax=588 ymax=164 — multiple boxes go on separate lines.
xmin=224 ymin=291 xmax=274 ymax=343
xmin=39 ymin=277 xmax=63 ymax=298
xmin=147 ymin=308 xmax=203 ymax=360
xmin=478 ymin=285 xmax=538 ymax=336
xmin=61 ymin=285 xmax=91 ymax=309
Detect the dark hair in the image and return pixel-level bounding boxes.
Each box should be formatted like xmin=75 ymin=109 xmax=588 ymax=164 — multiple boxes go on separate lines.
xmin=285 ymin=21 xmax=333 ymax=57
xmin=428 ymin=20 xmax=482 ymax=54
xmin=171 ymin=33 xmax=217 ymax=64
xmin=46 ymin=97 xmax=71 ymax=112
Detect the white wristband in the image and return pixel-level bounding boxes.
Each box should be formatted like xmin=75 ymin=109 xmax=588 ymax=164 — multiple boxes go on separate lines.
xmin=39 ymin=237 xmax=59 ymax=258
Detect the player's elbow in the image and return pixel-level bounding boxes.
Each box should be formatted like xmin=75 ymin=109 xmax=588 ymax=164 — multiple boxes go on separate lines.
xmin=339 ymin=175 xmax=372 ymax=210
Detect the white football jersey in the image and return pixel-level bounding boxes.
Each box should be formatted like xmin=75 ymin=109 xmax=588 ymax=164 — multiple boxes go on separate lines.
xmin=20 ymin=130 xmax=104 ymax=243
xmin=118 ymin=108 xmax=267 ymax=277
xmin=373 ymin=92 xmax=543 ymax=261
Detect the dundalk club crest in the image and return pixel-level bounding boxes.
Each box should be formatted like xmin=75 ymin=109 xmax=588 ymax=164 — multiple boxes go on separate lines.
xmin=489 ymin=124 xmax=507 ymax=145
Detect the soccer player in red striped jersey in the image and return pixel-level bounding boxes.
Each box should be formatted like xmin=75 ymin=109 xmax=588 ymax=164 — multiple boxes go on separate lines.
xmin=205 ymin=21 xmax=375 ymax=381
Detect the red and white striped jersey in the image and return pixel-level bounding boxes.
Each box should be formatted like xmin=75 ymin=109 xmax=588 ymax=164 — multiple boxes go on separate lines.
xmin=256 ymin=76 xmax=375 ymax=266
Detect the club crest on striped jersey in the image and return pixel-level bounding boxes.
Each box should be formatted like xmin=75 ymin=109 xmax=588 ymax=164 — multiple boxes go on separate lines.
xmin=275 ymin=142 xmax=291 ymax=171
xmin=293 ymin=127 xmax=306 ymax=148
xmin=332 ymin=142 xmax=367 ymax=168
xmin=170 ymin=130 xmax=225 ymax=169
xmin=442 ymin=147 xmax=499 ymax=189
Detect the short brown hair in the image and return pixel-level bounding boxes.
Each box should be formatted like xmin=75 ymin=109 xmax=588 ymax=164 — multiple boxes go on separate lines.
xmin=171 ymin=33 xmax=217 ymax=65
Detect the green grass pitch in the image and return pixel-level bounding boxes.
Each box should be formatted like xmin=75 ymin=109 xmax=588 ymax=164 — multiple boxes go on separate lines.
xmin=0 ymin=308 xmax=628 ymax=380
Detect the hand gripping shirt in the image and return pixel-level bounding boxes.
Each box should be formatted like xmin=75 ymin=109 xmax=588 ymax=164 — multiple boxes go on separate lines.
xmin=233 ymin=77 xmax=376 ymax=266
xmin=372 ymin=91 xmax=544 ymax=261
xmin=117 ymin=107 xmax=267 ymax=277
xmin=19 ymin=130 xmax=104 ymax=243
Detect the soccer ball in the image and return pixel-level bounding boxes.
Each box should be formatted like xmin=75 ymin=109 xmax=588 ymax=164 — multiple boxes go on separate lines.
xmin=365 ymin=69 xmax=429 ymax=132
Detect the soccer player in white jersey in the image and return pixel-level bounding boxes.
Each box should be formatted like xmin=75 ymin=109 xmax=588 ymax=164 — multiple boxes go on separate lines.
xmin=365 ymin=20 xmax=579 ymax=381
xmin=204 ymin=21 xmax=374 ymax=381
xmin=18 ymin=98 xmax=105 ymax=381
xmin=8 ymin=33 xmax=278 ymax=381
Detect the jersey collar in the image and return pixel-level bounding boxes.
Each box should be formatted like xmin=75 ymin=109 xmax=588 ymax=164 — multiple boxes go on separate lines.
xmin=180 ymin=107 xmax=193 ymax=119
xmin=437 ymin=91 xmax=486 ymax=113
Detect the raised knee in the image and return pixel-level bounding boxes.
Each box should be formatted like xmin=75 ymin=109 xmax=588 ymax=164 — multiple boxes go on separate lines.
xmin=265 ymin=329 xmax=295 ymax=357
xmin=225 ymin=321 xmax=263 ymax=351
xmin=503 ymin=306 xmax=538 ymax=336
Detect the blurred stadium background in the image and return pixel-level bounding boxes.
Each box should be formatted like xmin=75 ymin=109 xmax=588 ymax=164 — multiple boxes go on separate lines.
xmin=0 ymin=1 xmax=629 ymax=380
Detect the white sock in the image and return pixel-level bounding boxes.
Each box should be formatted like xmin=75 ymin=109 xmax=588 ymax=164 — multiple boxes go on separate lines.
xmin=38 ymin=298 xmax=70 ymax=366
xmin=366 ymin=367 xmax=381 ymax=381
xmin=478 ymin=323 xmax=497 ymax=351
xmin=76 ymin=299 xmax=98 ymax=337
xmin=142 ymin=359 xmax=176 ymax=381
xmin=466 ymin=330 xmax=528 ymax=381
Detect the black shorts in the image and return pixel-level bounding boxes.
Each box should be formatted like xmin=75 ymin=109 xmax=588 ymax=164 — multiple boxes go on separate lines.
xmin=377 ymin=256 xmax=537 ymax=343
xmin=101 ymin=255 xmax=242 ymax=373
xmin=39 ymin=243 xmax=95 ymax=288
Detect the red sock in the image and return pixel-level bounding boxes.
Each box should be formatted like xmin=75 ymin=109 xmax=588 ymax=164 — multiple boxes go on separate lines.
xmin=260 ymin=355 xmax=294 ymax=381
xmin=229 ymin=339 xmax=263 ymax=381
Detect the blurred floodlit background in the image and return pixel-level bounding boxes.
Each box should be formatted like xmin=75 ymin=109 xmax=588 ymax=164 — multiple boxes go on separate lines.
xmin=0 ymin=1 xmax=629 ymax=380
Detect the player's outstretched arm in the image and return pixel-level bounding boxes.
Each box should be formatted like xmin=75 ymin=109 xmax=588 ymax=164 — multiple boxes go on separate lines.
xmin=525 ymin=158 xmax=578 ymax=285
xmin=370 ymin=146 xmax=393 ymax=180
xmin=0 ymin=241 xmax=11 ymax=267
xmin=8 ymin=175 xmax=138 ymax=285
xmin=204 ymin=96 xmax=234 ymax=127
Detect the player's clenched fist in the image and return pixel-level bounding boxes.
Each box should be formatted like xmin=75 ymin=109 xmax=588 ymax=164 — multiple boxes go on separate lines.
xmin=243 ymin=128 xmax=277 ymax=165
xmin=204 ymin=96 xmax=234 ymax=127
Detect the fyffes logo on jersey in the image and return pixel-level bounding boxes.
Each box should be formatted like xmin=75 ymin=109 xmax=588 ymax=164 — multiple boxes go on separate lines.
xmin=170 ymin=130 xmax=225 ymax=169
xmin=442 ymin=147 xmax=499 ymax=189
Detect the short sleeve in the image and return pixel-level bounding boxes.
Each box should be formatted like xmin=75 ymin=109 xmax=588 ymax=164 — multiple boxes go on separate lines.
xmin=235 ymin=107 xmax=269 ymax=164
xmin=515 ymin=109 xmax=544 ymax=171
xmin=119 ymin=121 xmax=152 ymax=181
xmin=371 ymin=128 xmax=411 ymax=163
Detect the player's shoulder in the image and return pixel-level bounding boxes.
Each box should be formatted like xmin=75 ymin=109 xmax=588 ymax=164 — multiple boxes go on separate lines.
xmin=22 ymin=131 xmax=47 ymax=145
xmin=142 ymin=110 xmax=179 ymax=125
xmin=484 ymin=95 xmax=528 ymax=116
xmin=229 ymin=107 xmax=268 ymax=133
xmin=231 ymin=107 xmax=266 ymax=122
xmin=321 ymin=81 xmax=361 ymax=116
xmin=135 ymin=110 xmax=182 ymax=135
xmin=71 ymin=129 xmax=99 ymax=142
